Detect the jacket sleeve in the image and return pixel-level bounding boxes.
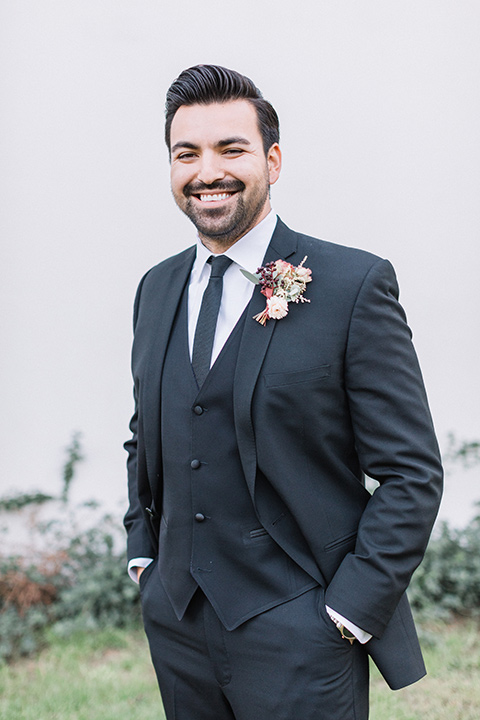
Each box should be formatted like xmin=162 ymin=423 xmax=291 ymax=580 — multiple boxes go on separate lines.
xmin=325 ymin=258 xmax=443 ymax=639
xmin=123 ymin=272 xmax=158 ymax=563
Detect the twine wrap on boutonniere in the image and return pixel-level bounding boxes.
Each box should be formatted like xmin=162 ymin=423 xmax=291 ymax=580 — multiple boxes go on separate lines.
xmin=241 ymin=257 xmax=312 ymax=325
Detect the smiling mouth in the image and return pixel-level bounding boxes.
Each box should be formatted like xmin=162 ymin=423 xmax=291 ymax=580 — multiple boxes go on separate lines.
xmin=195 ymin=192 xmax=236 ymax=203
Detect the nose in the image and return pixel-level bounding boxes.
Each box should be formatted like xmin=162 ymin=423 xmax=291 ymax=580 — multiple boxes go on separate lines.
xmin=196 ymin=151 xmax=226 ymax=186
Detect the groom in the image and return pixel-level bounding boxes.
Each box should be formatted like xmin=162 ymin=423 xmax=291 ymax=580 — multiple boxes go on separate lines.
xmin=124 ymin=64 xmax=443 ymax=719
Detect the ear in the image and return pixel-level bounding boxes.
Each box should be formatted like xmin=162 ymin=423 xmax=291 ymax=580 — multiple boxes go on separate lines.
xmin=267 ymin=143 xmax=282 ymax=185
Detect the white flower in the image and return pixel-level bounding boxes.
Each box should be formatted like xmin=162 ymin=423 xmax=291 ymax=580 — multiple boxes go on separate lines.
xmin=267 ymin=295 xmax=289 ymax=319
xmin=295 ymin=266 xmax=312 ymax=281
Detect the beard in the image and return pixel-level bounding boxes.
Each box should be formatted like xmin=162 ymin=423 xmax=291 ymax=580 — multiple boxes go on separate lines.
xmin=175 ymin=176 xmax=270 ymax=249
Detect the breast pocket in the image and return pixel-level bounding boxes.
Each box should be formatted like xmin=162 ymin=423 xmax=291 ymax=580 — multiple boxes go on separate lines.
xmin=264 ymin=364 xmax=331 ymax=388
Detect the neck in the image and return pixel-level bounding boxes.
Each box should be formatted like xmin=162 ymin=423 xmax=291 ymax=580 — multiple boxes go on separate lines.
xmin=198 ymin=234 xmax=241 ymax=254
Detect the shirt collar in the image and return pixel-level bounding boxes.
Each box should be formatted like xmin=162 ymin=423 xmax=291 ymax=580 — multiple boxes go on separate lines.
xmin=193 ymin=210 xmax=278 ymax=276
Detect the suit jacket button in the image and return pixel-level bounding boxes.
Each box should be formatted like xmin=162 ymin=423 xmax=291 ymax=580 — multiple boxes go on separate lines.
xmin=195 ymin=513 xmax=205 ymax=522
xmin=193 ymin=405 xmax=204 ymax=415
xmin=191 ymin=459 xmax=201 ymax=469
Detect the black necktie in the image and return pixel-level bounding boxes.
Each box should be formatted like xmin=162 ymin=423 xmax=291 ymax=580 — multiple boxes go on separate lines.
xmin=192 ymin=255 xmax=233 ymax=388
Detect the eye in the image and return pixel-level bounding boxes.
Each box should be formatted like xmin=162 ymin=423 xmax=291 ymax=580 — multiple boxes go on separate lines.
xmin=223 ymin=148 xmax=244 ymax=156
xmin=173 ymin=149 xmax=199 ymax=161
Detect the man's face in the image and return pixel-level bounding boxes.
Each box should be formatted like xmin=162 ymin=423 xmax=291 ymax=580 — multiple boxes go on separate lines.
xmin=169 ymin=100 xmax=281 ymax=250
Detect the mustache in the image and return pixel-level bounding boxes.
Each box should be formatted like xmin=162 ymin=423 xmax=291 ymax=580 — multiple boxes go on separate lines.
xmin=183 ymin=180 xmax=245 ymax=197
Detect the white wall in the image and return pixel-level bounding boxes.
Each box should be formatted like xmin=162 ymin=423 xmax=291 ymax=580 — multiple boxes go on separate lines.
xmin=1 ymin=1 xmax=479 ymax=526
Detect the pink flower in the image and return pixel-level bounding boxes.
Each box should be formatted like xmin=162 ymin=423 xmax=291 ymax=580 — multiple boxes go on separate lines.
xmin=275 ymin=259 xmax=292 ymax=274
xmin=267 ymin=295 xmax=289 ymax=319
xmin=296 ymin=266 xmax=312 ymax=281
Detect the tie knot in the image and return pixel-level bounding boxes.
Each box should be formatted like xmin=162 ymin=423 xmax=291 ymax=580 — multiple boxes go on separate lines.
xmin=208 ymin=255 xmax=233 ymax=278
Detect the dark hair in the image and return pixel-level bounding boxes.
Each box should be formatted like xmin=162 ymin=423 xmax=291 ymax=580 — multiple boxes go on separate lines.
xmin=165 ymin=64 xmax=279 ymax=155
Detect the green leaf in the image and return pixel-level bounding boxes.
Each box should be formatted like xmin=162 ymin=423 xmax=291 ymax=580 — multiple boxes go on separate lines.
xmin=240 ymin=268 xmax=260 ymax=284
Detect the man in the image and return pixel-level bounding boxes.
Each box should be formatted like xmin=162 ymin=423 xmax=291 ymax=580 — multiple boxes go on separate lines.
xmin=124 ymin=64 xmax=442 ymax=719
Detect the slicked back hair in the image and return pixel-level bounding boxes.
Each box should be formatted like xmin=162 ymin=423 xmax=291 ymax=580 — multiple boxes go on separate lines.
xmin=165 ymin=64 xmax=279 ymax=156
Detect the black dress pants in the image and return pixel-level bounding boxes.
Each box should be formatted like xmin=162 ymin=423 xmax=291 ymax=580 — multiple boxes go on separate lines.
xmin=140 ymin=562 xmax=369 ymax=720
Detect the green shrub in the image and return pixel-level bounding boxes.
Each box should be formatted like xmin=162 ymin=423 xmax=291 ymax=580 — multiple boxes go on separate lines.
xmin=0 ymin=433 xmax=142 ymax=662
xmin=409 ymin=510 xmax=480 ymax=622
xmin=0 ymin=516 xmax=141 ymax=663
xmin=0 ymin=553 xmax=63 ymax=662
xmin=52 ymin=522 xmax=141 ymax=637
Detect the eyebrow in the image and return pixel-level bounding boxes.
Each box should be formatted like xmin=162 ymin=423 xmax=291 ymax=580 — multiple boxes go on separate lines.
xmin=170 ymin=137 xmax=251 ymax=155
xmin=216 ymin=136 xmax=251 ymax=148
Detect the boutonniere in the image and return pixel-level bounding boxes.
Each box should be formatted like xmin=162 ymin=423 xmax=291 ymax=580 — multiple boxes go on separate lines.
xmin=241 ymin=257 xmax=312 ymax=325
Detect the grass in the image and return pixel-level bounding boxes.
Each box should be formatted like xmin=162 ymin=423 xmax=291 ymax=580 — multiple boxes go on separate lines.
xmin=370 ymin=621 xmax=480 ymax=719
xmin=0 ymin=622 xmax=479 ymax=719
xmin=0 ymin=628 xmax=163 ymax=720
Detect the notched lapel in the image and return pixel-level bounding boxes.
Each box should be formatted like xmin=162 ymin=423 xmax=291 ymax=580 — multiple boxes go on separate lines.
xmin=234 ymin=218 xmax=298 ymax=498
xmin=142 ymin=247 xmax=196 ymax=485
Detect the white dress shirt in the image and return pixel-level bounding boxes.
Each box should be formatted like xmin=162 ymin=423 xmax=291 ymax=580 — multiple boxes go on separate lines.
xmin=127 ymin=209 xmax=371 ymax=644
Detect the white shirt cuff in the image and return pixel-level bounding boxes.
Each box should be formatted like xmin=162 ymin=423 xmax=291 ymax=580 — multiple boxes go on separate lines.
xmin=127 ymin=557 xmax=154 ymax=583
xmin=325 ymin=605 xmax=372 ymax=644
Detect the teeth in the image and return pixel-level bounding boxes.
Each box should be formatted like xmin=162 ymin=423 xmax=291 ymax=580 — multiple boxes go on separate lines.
xmin=199 ymin=193 xmax=232 ymax=202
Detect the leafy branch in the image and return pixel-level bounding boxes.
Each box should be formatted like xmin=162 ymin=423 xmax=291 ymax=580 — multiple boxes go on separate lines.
xmin=61 ymin=432 xmax=84 ymax=504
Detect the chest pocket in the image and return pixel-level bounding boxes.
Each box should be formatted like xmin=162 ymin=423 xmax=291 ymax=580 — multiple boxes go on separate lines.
xmin=264 ymin=364 xmax=330 ymax=388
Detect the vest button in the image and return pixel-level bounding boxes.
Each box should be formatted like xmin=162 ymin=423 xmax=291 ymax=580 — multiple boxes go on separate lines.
xmin=195 ymin=513 xmax=205 ymax=522
xmin=190 ymin=459 xmax=201 ymax=469
xmin=193 ymin=405 xmax=204 ymax=415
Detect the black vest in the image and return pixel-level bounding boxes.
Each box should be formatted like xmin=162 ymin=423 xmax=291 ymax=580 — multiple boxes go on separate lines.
xmin=159 ymin=288 xmax=316 ymax=630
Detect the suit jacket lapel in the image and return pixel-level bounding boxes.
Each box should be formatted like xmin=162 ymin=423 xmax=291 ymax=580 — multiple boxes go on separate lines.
xmin=234 ymin=218 xmax=298 ymax=498
xmin=143 ymin=246 xmax=196 ymax=485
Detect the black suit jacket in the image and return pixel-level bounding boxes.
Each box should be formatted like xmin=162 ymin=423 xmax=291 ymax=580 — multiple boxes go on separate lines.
xmin=124 ymin=218 xmax=443 ymax=689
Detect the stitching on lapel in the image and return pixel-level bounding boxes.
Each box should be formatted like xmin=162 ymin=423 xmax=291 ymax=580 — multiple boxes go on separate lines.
xmin=142 ymin=248 xmax=196 ymax=486
xmin=233 ymin=220 xmax=298 ymax=497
